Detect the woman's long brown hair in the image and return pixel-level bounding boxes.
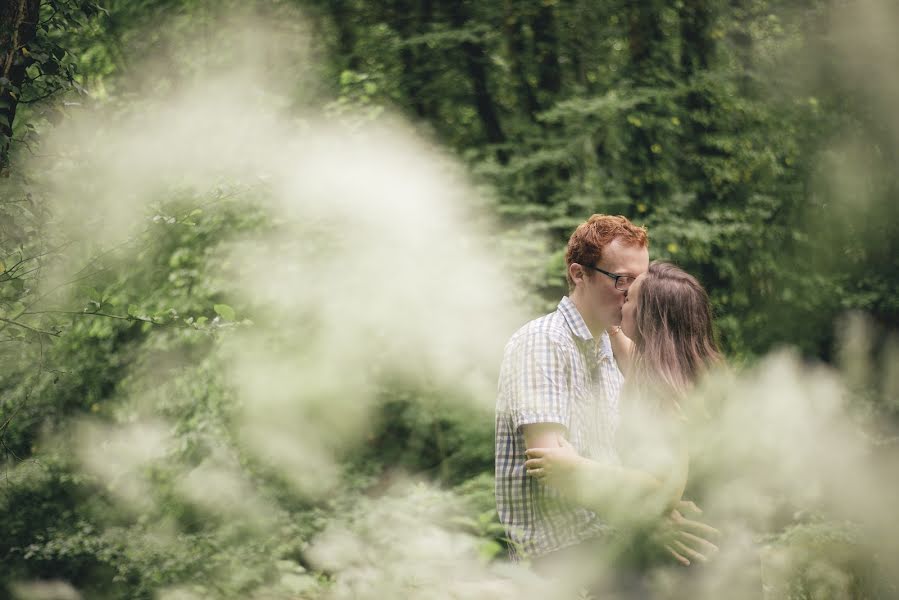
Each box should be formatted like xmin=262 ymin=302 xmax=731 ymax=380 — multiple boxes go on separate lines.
xmin=629 ymin=261 xmax=722 ymax=412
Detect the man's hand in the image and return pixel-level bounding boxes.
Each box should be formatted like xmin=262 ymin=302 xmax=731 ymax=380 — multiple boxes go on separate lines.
xmin=655 ymin=500 xmax=721 ymax=566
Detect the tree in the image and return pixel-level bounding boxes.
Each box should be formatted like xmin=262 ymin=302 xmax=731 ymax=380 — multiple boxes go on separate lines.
xmin=0 ymin=0 xmax=40 ymax=176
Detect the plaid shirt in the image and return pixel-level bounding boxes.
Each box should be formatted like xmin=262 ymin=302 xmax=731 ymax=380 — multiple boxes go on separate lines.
xmin=495 ymin=296 xmax=624 ymax=560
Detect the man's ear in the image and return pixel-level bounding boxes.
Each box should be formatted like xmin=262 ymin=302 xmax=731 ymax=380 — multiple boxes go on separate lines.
xmin=568 ymin=262 xmax=585 ymax=287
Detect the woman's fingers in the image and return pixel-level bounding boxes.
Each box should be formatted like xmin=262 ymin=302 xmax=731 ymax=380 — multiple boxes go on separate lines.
xmin=677 ymin=531 xmax=719 ymax=555
xmin=664 ymin=544 xmax=691 ymax=566
xmin=680 ymin=518 xmax=721 ymax=540
xmin=524 ymin=448 xmax=546 ymax=458
xmin=677 ymin=500 xmax=702 ymax=515
xmin=671 ymin=511 xmax=721 ymax=539
xmin=526 ymin=467 xmax=546 ymax=478
xmin=673 ymin=539 xmax=709 ymax=564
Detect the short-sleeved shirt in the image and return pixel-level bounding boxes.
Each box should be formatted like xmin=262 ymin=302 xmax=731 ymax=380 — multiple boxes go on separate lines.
xmin=495 ymin=296 xmax=624 ymax=560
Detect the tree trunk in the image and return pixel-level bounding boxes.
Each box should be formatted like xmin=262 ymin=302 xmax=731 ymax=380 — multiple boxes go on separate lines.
xmin=626 ymin=1 xmax=670 ymax=85
xmin=565 ymin=3 xmax=587 ymax=89
xmin=503 ymin=0 xmax=539 ymax=120
xmin=391 ymin=0 xmax=429 ymax=119
xmin=623 ymin=2 xmax=670 ymax=207
xmin=447 ymin=2 xmax=507 ymax=160
xmin=726 ymin=0 xmax=754 ymax=96
xmin=0 ymin=0 xmax=41 ymax=177
xmin=680 ymin=0 xmax=716 ymax=77
xmin=533 ymin=3 xmax=561 ymax=101
xmin=679 ymin=0 xmax=724 ymax=294
xmin=327 ymin=0 xmax=360 ymax=72
xmin=679 ymin=0 xmax=721 ymax=218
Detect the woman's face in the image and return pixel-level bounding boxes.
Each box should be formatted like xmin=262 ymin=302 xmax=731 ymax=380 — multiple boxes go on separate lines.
xmin=620 ymin=273 xmax=644 ymax=339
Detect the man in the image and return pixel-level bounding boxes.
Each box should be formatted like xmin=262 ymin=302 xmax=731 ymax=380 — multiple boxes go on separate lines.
xmin=495 ymin=214 xmax=713 ymax=580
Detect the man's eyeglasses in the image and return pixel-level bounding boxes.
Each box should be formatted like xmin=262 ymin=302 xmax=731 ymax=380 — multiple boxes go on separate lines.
xmin=582 ymin=264 xmax=636 ymax=291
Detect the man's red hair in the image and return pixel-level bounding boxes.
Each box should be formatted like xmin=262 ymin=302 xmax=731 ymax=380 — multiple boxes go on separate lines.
xmin=565 ymin=214 xmax=649 ymax=289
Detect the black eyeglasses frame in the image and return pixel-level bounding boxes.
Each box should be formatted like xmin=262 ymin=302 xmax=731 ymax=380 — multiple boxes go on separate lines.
xmin=581 ymin=264 xmax=635 ymax=292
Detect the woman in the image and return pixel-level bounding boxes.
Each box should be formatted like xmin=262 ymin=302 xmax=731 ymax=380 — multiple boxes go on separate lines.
xmin=524 ymin=261 xmax=722 ymax=564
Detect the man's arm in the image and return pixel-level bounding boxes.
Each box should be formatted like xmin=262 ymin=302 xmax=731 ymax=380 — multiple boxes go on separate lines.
xmin=521 ymin=423 xmax=567 ymax=451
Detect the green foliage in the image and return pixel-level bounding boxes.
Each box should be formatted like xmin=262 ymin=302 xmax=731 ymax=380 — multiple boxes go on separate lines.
xmin=2 ymin=0 xmax=898 ymax=598
xmin=764 ymin=520 xmax=897 ymax=599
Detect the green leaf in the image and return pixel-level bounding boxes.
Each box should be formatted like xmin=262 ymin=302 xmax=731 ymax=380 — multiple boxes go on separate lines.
xmin=213 ymin=304 xmax=235 ymax=321
xmin=83 ymin=286 xmax=100 ymax=300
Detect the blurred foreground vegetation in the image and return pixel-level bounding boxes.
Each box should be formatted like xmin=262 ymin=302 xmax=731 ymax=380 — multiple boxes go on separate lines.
xmin=1 ymin=0 xmax=898 ymax=598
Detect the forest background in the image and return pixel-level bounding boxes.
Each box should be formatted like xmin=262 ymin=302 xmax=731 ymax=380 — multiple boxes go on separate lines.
xmin=1 ymin=0 xmax=898 ymax=598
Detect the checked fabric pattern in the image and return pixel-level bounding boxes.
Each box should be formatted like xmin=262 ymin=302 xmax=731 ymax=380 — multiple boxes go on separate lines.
xmin=495 ymin=296 xmax=623 ymax=560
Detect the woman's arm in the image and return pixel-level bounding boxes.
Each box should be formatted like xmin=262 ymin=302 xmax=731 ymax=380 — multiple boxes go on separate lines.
xmin=607 ymin=326 xmax=634 ymax=375
xmin=525 ymin=438 xmax=688 ymax=527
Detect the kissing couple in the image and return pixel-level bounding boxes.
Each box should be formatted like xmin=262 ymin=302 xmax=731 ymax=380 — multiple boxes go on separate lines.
xmin=495 ymin=214 xmax=758 ymax=598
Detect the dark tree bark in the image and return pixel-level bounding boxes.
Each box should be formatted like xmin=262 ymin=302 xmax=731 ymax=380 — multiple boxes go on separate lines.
xmin=462 ymin=40 xmax=506 ymax=147
xmin=726 ymin=0 xmax=755 ymax=96
xmin=622 ymin=2 xmax=671 ymax=207
xmin=391 ymin=0 xmax=430 ymax=120
xmin=679 ymin=0 xmax=726 ymax=293
xmin=626 ymin=1 xmax=671 ymax=85
xmin=679 ymin=0 xmax=722 ymax=218
xmin=681 ymin=0 xmax=717 ymax=77
xmin=533 ymin=3 xmax=562 ymax=100
xmin=564 ymin=3 xmax=587 ymax=89
xmin=0 ymin=0 xmax=41 ymax=177
xmin=327 ymin=0 xmax=361 ymax=71
xmin=503 ymin=0 xmax=539 ymax=120
xmin=446 ymin=1 xmax=507 ymax=160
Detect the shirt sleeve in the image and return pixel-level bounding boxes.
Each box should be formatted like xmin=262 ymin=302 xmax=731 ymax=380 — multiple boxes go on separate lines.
xmin=506 ymin=331 xmax=572 ymax=432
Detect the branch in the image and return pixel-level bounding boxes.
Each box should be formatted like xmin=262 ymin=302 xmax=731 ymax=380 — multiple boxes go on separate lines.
xmin=0 ymin=316 xmax=60 ymax=337
xmin=20 ymin=86 xmax=61 ymax=105
xmin=0 ymin=266 xmax=110 ymax=336
xmin=1 ymin=242 xmax=73 ymax=280
xmin=0 ymin=196 xmax=240 ymax=336
xmin=0 ymin=257 xmax=27 ymax=277
xmin=0 ymin=236 xmax=141 ymax=336
xmin=39 ymin=5 xmax=60 ymax=28
xmin=21 ymin=309 xmax=190 ymax=329
xmin=22 ymin=241 xmax=74 ymax=265
xmin=1 ymin=265 xmax=39 ymax=280
xmin=9 ymin=135 xmax=54 ymax=158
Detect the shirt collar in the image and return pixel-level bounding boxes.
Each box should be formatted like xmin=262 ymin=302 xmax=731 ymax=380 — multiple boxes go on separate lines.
xmin=558 ymin=296 xmax=614 ymax=360
xmin=558 ymin=296 xmax=593 ymax=342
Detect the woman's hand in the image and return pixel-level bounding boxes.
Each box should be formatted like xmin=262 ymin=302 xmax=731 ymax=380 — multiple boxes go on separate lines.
xmin=524 ymin=437 xmax=584 ymax=487
xmin=652 ymin=500 xmax=721 ymax=566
